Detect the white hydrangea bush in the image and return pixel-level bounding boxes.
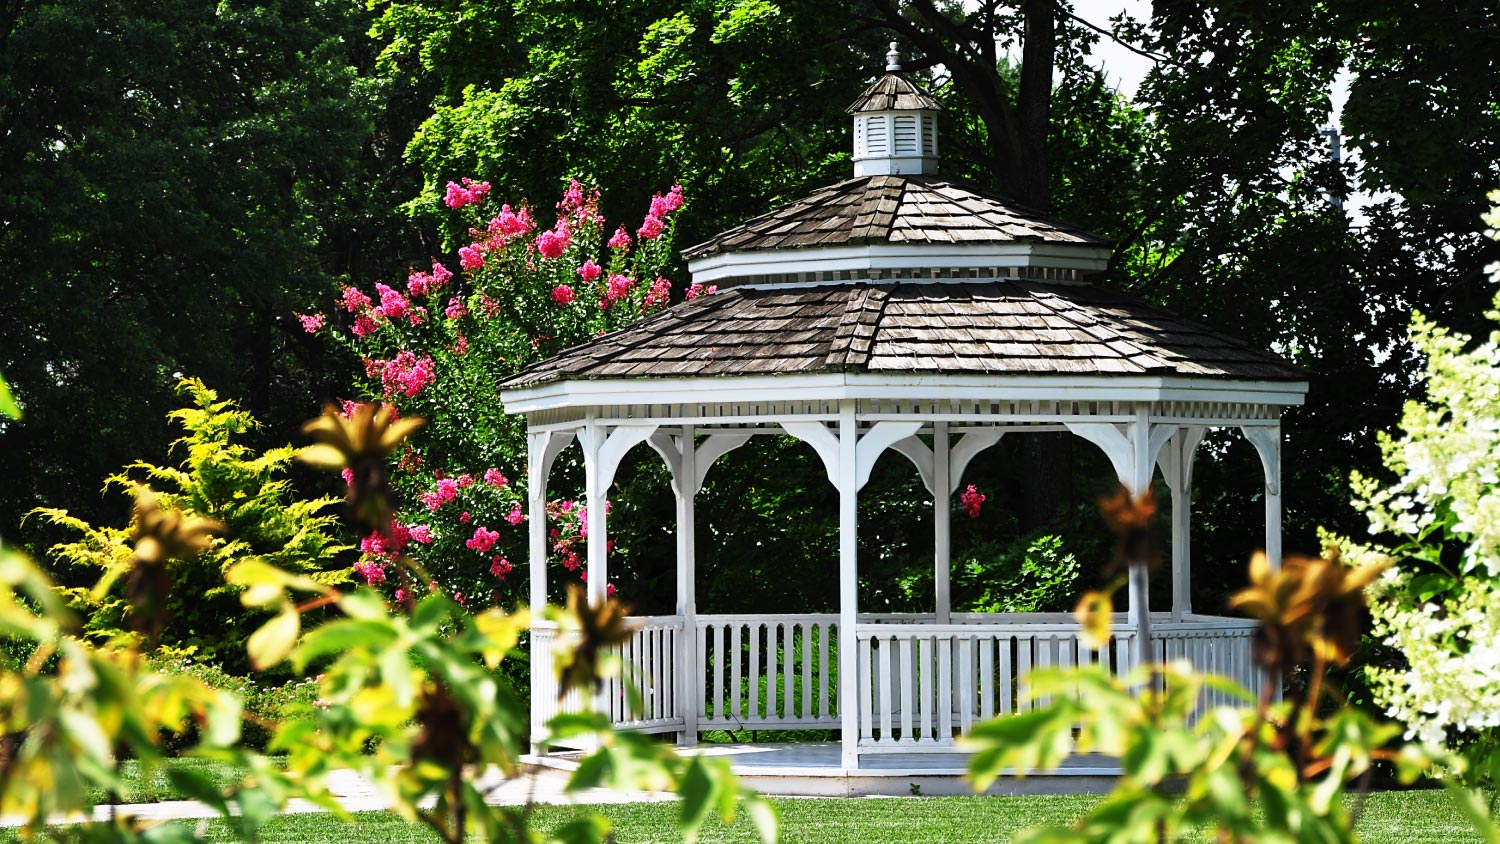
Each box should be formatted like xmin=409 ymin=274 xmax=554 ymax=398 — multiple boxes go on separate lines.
xmin=1339 ymin=191 xmax=1500 ymax=754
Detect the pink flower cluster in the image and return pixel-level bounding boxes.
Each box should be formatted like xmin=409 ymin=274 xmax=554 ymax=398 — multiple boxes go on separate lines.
xmin=489 ymin=204 xmax=535 ymax=242
xmin=368 ymin=351 xmax=437 ymax=398
xmin=686 ymin=282 xmax=717 ymax=300
xmin=551 ymin=285 xmax=576 ymax=305
xmin=444 ymin=177 xmax=491 ymax=209
xmin=484 ymin=468 xmax=508 ymax=488
xmin=296 ymin=312 xmax=325 ymax=333
xmin=490 ymin=557 xmax=513 ymax=579
xmin=466 ymin=526 xmax=500 ymax=554
xmin=360 ymin=522 xmax=413 ymax=565
xmin=607 ymin=226 xmax=632 ymax=250
xmin=577 ymin=260 xmax=602 ymax=282
xmin=637 ymin=183 xmax=684 ymax=241
xmin=505 ymin=503 xmax=526 ymax=525
xmin=421 ymin=476 xmax=460 ymax=510
xmin=458 ymin=244 xmax=486 ymax=271
xmin=407 ymin=262 xmax=453 ymax=297
xmin=444 ymin=297 xmax=467 ymax=320
xmin=340 ymin=286 xmax=372 ymax=313
xmin=600 ymin=274 xmax=634 ymax=308
xmin=961 ymin=484 xmax=986 ymax=519
xmin=536 ymin=223 xmax=571 ymax=259
xmin=375 ymin=283 xmax=420 ymax=323
xmin=643 ymin=277 xmax=671 ymax=313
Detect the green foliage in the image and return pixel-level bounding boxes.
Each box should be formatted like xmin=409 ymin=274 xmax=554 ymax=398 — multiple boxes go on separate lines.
xmin=145 ymin=653 xmax=320 ymax=752
xmin=966 ymin=663 xmax=1438 ymax=844
xmin=1324 ymin=201 xmax=1500 ymax=807
xmin=0 ymin=544 xmax=247 ymax=835
xmin=30 ymin=379 xmax=352 ymax=671
xmin=0 ymin=0 xmax=421 ymax=547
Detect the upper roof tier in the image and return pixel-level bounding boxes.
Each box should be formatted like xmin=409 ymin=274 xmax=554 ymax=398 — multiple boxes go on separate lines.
xmin=682 ymin=175 xmax=1113 ymax=285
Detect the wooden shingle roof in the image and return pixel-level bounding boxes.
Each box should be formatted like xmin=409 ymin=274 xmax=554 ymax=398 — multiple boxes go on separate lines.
xmin=500 ymin=281 xmax=1304 ymax=390
xmin=845 ymin=73 xmax=943 ymax=113
xmin=680 ymin=176 xmax=1110 ymax=260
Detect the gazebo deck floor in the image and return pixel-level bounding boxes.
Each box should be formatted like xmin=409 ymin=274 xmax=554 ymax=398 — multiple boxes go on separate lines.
xmin=525 ymin=741 xmax=1120 ymax=797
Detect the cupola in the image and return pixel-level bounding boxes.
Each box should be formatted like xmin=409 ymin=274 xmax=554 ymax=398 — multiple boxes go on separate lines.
xmin=847 ymin=43 xmax=942 ymax=177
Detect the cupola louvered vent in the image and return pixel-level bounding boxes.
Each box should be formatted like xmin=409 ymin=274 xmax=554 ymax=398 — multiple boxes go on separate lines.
xmin=847 ymin=45 xmax=941 ymax=177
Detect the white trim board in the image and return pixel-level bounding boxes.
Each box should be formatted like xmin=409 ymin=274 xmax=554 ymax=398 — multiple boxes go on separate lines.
xmin=501 ymin=372 xmax=1309 ymax=415
xmin=687 ymin=242 xmax=1112 ymax=282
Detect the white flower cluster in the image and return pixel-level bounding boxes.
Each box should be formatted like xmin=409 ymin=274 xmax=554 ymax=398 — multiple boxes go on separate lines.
xmin=1366 ymin=573 xmax=1500 ymax=744
xmin=1341 ymin=194 xmax=1500 ymax=747
xmin=1350 ymin=299 xmax=1500 ymax=578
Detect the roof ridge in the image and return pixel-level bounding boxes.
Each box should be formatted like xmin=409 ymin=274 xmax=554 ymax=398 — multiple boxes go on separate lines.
xmin=824 ymin=285 xmax=890 ymax=370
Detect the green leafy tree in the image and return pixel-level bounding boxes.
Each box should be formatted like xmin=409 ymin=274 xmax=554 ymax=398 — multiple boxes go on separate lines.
xmin=0 ymin=0 xmax=420 ymax=542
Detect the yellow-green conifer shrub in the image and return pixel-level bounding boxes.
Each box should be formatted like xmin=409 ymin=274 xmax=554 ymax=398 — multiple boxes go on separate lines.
xmin=31 ymin=378 xmax=353 ymax=672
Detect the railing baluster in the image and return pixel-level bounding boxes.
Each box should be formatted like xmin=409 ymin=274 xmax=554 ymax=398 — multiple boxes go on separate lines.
xmin=878 ymin=634 xmax=893 ymax=742
xmin=786 ymin=623 xmax=798 ymax=722
xmin=899 ymin=635 xmax=914 ymax=742
xmin=918 ymin=635 xmax=932 ymax=743
xmin=731 ymin=623 xmax=743 ymax=721
xmin=959 ymin=636 xmax=975 ymax=733
xmin=801 ymin=622 xmax=813 ymax=721
xmin=980 ymin=638 xmax=995 ymax=719
xmin=748 ymin=621 xmax=761 ymax=720
xmin=1016 ymin=634 xmax=1032 ymax=712
xmin=859 ymin=632 xmax=874 ymax=740
xmin=938 ymin=634 xmax=953 ymax=743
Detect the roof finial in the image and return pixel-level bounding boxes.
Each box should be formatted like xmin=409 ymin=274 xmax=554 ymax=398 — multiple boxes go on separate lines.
xmin=885 ymin=41 xmax=901 ymax=72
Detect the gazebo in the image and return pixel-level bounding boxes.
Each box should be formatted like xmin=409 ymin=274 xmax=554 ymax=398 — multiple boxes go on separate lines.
xmin=502 ymin=52 xmax=1306 ymax=792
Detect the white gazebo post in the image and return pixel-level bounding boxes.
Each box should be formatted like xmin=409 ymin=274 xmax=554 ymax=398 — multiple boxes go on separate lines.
xmin=1126 ymin=404 xmax=1155 ymax=668
xmin=933 ymin=422 xmax=951 ymax=624
xmin=837 ymin=402 xmax=860 ymax=770
xmin=581 ymin=417 xmax=609 ymax=607
xmin=1242 ymin=424 xmax=1283 ymax=570
xmin=1160 ymin=427 xmax=1204 ymax=621
xmin=675 ymin=428 xmax=700 ymax=746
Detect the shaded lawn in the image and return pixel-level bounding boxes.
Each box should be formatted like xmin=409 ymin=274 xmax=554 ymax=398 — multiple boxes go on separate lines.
xmin=172 ymin=791 xmax=1481 ymax=844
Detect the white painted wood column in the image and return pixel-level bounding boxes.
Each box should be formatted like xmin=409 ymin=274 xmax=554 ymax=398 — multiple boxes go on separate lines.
xmin=1126 ymin=404 xmax=1155 ymax=668
xmin=582 ymin=416 xmax=608 ymax=607
xmin=837 ymin=401 xmax=859 ymax=770
xmin=528 ymin=432 xmax=549 ymax=617
xmin=1242 ymin=424 xmax=1283 ymax=571
xmin=528 ymin=430 xmax=576 ymax=614
xmin=1159 ymin=427 xmax=1204 ymax=622
xmin=933 ymin=422 xmax=951 ymax=624
xmin=527 ymin=428 xmax=575 ymax=753
xmin=677 ymin=427 xmax=699 ymax=746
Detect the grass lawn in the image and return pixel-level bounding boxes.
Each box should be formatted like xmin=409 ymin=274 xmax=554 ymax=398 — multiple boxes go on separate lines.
xmin=169 ymin=790 xmax=1484 ymax=844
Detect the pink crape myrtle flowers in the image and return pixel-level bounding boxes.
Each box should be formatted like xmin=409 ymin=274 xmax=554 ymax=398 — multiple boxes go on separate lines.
xmin=466 ymin=526 xmax=500 ymax=554
xmin=444 ymin=177 xmax=491 ymax=209
xmin=301 ymin=177 xmax=689 ymax=609
xmin=961 ymin=484 xmax=986 ymax=519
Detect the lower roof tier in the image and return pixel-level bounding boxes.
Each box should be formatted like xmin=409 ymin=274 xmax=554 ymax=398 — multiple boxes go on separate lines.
xmin=500 ymin=280 xmax=1306 ymax=392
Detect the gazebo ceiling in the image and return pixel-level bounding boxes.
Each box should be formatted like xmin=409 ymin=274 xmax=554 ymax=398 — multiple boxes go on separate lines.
xmin=681 ymin=175 xmax=1110 ymax=265
xmin=499 ymin=280 xmax=1305 ymax=391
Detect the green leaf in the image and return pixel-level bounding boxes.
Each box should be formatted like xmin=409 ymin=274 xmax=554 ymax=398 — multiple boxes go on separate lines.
xmin=744 ymin=793 xmax=778 ymax=844
xmin=166 ymin=767 xmax=231 ymax=817
xmin=677 ymin=755 xmax=715 ymax=844
xmin=0 ymin=373 xmax=19 ymax=419
xmin=247 ymin=606 xmax=300 ymax=670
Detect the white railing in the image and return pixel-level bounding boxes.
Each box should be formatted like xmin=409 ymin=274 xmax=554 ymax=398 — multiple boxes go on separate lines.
xmin=605 ymin=615 xmax=685 ymax=733
xmin=530 ymin=616 xmax=684 ymax=748
xmin=1153 ymin=616 xmax=1263 ymax=713
xmin=855 ymin=622 xmax=1138 ymax=751
xmin=536 ymin=612 xmax=1261 ymax=750
xmin=697 ymin=615 xmax=841 ymax=731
